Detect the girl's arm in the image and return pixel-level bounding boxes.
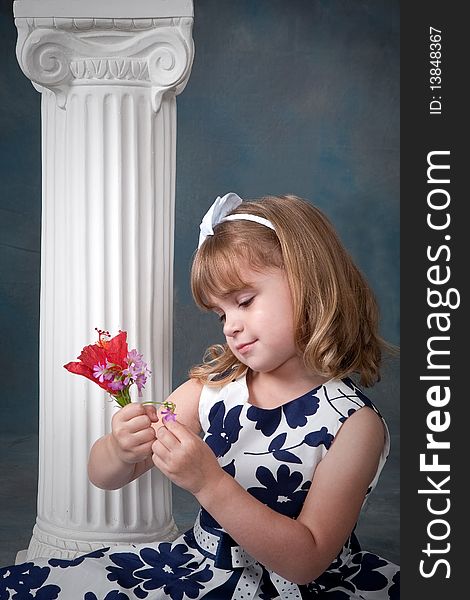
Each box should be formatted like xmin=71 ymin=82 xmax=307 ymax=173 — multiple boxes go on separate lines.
xmin=153 ymin=406 xmax=385 ymax=585
xmin=88 ymin=378 xmax=202 ymax=490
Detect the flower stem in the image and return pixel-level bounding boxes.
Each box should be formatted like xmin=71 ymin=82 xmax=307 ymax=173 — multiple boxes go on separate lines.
xmin=141 ymin=400 xmax=177 ymax=415
xmin=114 ymin=387 xmax=132 ymax=407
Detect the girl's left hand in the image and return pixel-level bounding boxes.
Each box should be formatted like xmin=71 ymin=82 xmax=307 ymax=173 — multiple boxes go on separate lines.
xmin=151 ymin=420 xmax=223 ymax=495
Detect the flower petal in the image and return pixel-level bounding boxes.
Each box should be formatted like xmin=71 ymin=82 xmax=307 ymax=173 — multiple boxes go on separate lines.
xmin=105 ymin=331 xmax=129 ymax=369
xmin=64 ymin=361 xmax=113 ymax=392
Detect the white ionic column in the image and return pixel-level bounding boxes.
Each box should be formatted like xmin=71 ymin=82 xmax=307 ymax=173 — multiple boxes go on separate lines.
xmin=13 ymin=0 xmax=194 ymax=560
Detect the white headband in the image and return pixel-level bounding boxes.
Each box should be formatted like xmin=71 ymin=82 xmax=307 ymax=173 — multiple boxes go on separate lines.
xmin=198 ymin=192 xmax=275 ymax=249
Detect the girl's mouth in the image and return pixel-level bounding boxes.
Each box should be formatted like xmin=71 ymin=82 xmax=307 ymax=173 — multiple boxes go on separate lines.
xmin=236 ymin=340 xmax=257 ymax=354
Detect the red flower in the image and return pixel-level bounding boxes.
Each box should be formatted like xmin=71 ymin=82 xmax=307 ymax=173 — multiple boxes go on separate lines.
xmin=64 ymin=328 xmax=174 ymax=416
xmin=64 ymin=330 xmax=128 ymax=394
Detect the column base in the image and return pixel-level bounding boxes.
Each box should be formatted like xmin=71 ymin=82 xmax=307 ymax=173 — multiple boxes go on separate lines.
xmin=25 ymin=519 xmax=180 ymax=560
xmin=15 ymin=550 xmax=28 ymax=564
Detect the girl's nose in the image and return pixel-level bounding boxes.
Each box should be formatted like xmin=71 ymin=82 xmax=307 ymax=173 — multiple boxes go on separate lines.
xmin=223 ymin=313 xmax=243 ymax=338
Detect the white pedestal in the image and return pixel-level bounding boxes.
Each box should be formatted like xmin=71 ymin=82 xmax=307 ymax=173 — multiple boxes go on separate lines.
xmin=13 ymin=0 xmax=194 ymax=560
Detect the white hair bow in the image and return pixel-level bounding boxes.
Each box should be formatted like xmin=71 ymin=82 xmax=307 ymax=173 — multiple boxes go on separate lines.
xmin=198 ymin=192 xmax=243 ymax=248
xmin=198 ymin=192 xmax=275 ymax=249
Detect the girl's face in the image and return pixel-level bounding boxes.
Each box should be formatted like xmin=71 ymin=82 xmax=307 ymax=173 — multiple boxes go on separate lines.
xmin=208 ymin=265 xmax=299 ymax=375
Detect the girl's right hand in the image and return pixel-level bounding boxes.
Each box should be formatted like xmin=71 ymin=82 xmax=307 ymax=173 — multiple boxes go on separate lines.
xmin=111 ymin=403 xmax=159 ymax=465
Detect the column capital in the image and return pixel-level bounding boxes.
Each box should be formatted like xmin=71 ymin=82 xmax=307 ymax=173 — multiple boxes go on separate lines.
xmin=14 ymin=1 xmax=194 ymax=112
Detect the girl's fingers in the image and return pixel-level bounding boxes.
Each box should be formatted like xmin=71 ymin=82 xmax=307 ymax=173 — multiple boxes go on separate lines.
xmin=126 ymin=414 xmax=155 ymax=433
xmin=155 ymin=425 xmax=180 ymax=451
xmin=143 ymin=404 xmax=159 ymax=422
xmin=151 ymin=445 xmax=167 ymax=472
xmin=130 ymin=427 xmax=155 ymax=446
xmin=118 ymin=402 xmax=158 ymax=424
xmin=119 ymin=402 xmax=148 ymax=419
xmin=131 ymin=440 xmax=154 ymax=457
xmin=162 ymin=418 xmax=194 ymax=442
xmin=152 ymin=439 xmax=172 ymax=464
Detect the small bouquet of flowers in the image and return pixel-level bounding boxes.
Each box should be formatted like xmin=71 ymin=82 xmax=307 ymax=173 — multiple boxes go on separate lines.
xmin=64 ymin=328 xmax=176 ymax=420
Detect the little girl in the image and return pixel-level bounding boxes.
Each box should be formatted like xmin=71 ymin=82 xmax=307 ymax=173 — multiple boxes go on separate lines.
xmin=1 ymin=193 xmax=400 ymax=599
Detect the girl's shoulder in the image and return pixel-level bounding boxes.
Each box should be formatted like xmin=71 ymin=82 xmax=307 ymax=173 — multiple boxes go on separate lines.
xmin=320 ymin=377 xmax=391 ymax=489
xmin=166 ymin=378 xmax=204 ymax=434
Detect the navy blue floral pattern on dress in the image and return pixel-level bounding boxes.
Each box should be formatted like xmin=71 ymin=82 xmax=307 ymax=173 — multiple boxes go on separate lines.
xmin=1 ymin=376 xmax=399 ymax=599
xmin=205 ymin=401 xmax=243 ymax=457
xmin=343 ymin=378 xmax=375 ymax=409
xmin=107 ymin=545 xmax=213 ymax=600
xmin=0 ymin=563 xmax=60 ymax=599
xmin=85 ymin=592 xmax=130 ymax=600
xmin=222 ymin=459 xmax=236 ymax=477
xmin=106 ymin=552 xmax=149 ymax=598
xmin=267 ymin=432 xmax=303 ymax=464
xmin=246 ymin=391 xmax=321 ymax=437
xmin=303 ymin=426 xmax=334 ymax=449
xmin=283 ymin=392 xmax=321 ymax=428
xmin=248 ymin=464 xmax=311 ymax=518
xmin=349 ymin=553 xmax=390 ymax=591
xmin=245 ymin=426 xmax=334 ymax=465
xmin=49 ymin=549 xmax=108 ymax=569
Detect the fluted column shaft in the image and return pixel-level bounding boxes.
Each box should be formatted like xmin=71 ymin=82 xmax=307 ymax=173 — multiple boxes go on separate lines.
xmin=13 ymin=1 xmax=194 ymax=559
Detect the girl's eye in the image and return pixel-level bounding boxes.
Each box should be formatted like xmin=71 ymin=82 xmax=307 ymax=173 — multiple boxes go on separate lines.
xmin=239 ymin=297 xmax=254 ymax=308
xmin=218 ymin=314 xmax=226 ymax=323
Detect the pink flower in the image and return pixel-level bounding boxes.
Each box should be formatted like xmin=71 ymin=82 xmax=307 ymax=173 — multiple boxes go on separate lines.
xmin=161 ymin=409 xmax=177 ymax=422
xmin=109 ymin=379 xmax=125 ymax=392
xmin=135 ymin=373 xmax=147 ymax=397
xmin=93 ymin=362 xmax=108 ymax=383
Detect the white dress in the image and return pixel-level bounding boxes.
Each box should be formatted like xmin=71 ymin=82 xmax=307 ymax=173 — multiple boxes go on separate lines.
xmin=0 ymin=375 xmax=400 ymax=599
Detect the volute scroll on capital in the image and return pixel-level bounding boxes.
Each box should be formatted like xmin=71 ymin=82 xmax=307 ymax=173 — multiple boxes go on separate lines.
xmin=15 ymin=17 xmax=194 ymax=112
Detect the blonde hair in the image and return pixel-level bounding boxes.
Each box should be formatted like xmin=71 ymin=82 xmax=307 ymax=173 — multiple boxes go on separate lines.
xmin=190 ymin=195 xmax=389 ymax=387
